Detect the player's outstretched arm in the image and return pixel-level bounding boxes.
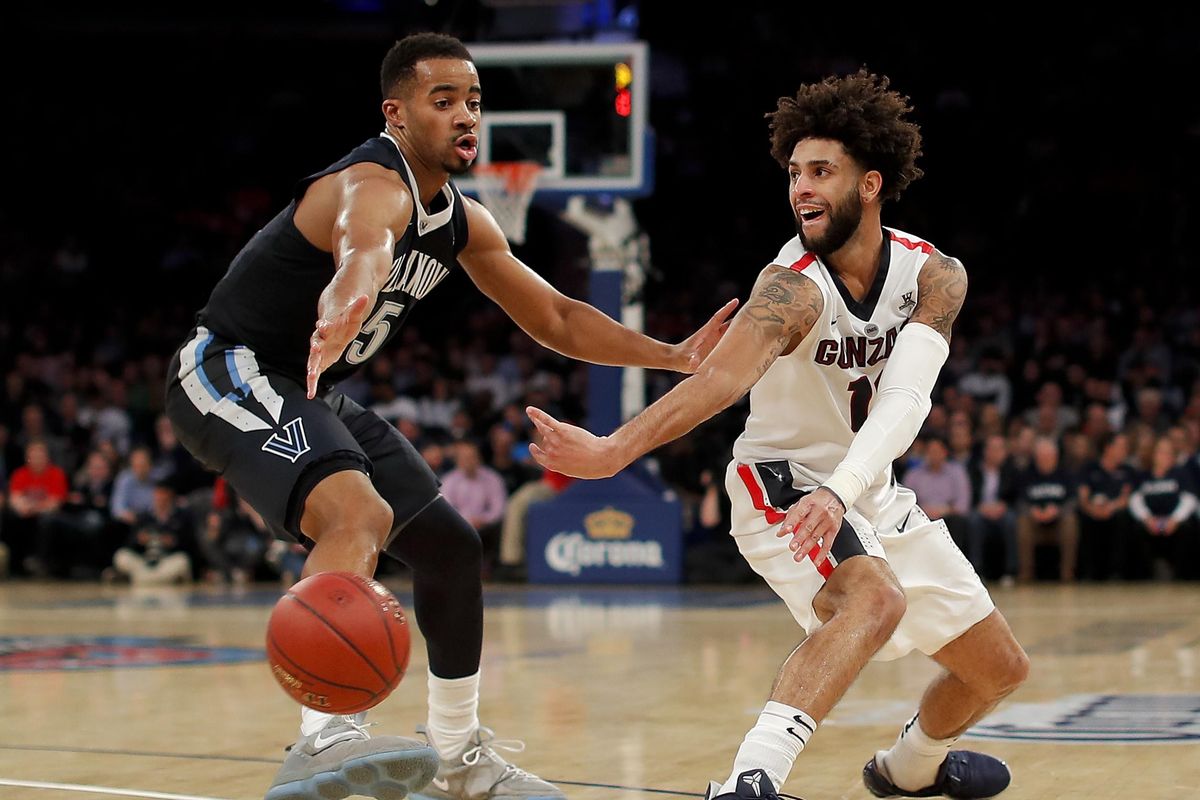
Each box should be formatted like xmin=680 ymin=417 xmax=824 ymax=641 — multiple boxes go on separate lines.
xmin=526 ymin=265 xmax=824 ymax=479
xmin=305 ymin=164 xmax=413 ymax=398
xmin=783 ymin=251 xmax=966 ymax=563
xmin=458 ymin=199 xmax=737 ymax=373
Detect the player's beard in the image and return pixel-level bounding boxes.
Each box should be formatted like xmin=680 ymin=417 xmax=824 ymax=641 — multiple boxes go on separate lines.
xmin=796 ymin=185 xmax=863 ymax=257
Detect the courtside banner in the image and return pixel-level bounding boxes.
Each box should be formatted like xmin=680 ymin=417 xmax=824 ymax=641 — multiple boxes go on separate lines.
xmin=526 ymin=473 xmax=682 ymax=584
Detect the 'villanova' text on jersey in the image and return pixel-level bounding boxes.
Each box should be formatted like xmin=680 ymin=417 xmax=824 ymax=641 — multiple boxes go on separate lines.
xmin=198 ymin=133 xmax=469 ymax=385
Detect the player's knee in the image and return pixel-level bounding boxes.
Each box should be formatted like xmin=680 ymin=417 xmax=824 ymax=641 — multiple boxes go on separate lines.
xmin=330 ymin=493 xmax=394 ymax=551
xmin=995 ymin=643 xmax=1030 ymax=697
xmin=867 ymin=581 xmax=906 ymax=643
xmin=442 ymin=515 xmax=482 ymax=570
xmin=390 ymin=498 xmax=481 ymax=575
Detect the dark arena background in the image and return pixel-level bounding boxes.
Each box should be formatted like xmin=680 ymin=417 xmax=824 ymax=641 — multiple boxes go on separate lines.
xmin=2 ymin=4 xmax=1199 ymax=799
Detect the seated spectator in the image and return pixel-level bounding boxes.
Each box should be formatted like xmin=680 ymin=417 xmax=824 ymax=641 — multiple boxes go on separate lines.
xmin=111 ymin=446 xmax=157 ymax=526
xmin=967 ymin=434 xmax=1020 ymax=583
xmin=1017 ymin=437 xmax=1078 ymax=582
xmin=948 ymin=419 xmax=976 ymax=466
xmin=496 ymin=456 xmax=572 ymax=583
xmin=1061 ymin=429 xmax=1095 ymax=474
xmin=441 ymin=440 xmax=508 ymax=566
xmin=39 ymin=450 xmax=117 ymax=579
xmin=488 ymin=424 xmax=538 ymax=497
xmin=150 ymin=414 xmax=210 ymax=495
xmin=108 ymin=480 xmax=194 ymax=585
xmin=16 ymin=404 xmax=72 ymax=475
xmin=1023 ymin=382 xmax=1079 ymax=439
xmin=958 ymin=347 xmax=1012 ymax=417
xmin=418 ymin=377 xmax=461 ymax=434
xmin=419 ymin=439 xmax=450 ymax=478
xmin=1129 ymin=386 xmax=1172 ymax=436
xmin=1076 ymin=433 xmax=1134 ymax=581
xmin=1007 ymin=421 xmax=1036 ymax=473
xmin=202 ymin=495 xmax=270 ymax=586
xmin=265 ymin=538 xmax=309 ymax=587
xmin=1129 ymin=435 xmax=1199 ymax=581
xmin=5 ymin=440 xmax=68 ymax=577
xmin=902 ymin=437 xmax=971 ymax=554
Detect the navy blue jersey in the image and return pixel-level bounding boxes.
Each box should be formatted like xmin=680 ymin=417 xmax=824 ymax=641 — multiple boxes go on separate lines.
xmin=1133 ymin=468 xmax=1193 ymax=517
xmin=198 ymin=135 xmax=469 ymax=384
xmin=1019 ymin=467 xmax=1075 ymax=511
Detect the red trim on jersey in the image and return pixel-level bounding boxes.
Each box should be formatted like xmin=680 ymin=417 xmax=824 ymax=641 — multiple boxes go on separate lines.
xmin=735 ymin=463 xmax=834 ymax=579
xmin=889 ymin=232 xmax=934 ymax=254
xmin=788 ymin=253 xmax=817 ymax=272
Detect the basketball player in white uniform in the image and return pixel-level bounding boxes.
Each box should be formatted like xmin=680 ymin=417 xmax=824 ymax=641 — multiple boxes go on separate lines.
xmin=526 ymin=70 xmax=1029 ymax=799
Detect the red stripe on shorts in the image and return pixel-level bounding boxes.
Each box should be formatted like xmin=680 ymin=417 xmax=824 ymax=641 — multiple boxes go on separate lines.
xmin=736 ymin=463 xmax=834 ymax=579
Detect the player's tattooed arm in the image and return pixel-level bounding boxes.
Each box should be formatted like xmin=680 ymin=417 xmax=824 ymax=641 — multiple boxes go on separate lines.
xmin=911 ymin=251 xmax=968 ymax=343
xmin=527 ymin=266 xmax=824 ymax=478
xmin=740 ymin=265 xmax=824 ymax=381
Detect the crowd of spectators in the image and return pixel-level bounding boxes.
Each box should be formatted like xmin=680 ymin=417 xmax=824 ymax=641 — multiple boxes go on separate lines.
xmin=3 ymin=220 xmax=1199 ymax=587
xmin=7 ymin=9 xmax=1197 ymax=586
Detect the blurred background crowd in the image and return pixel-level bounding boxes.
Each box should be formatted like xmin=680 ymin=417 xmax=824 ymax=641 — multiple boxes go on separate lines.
xmin=5 ymin=3 xmax=1198 ymax=586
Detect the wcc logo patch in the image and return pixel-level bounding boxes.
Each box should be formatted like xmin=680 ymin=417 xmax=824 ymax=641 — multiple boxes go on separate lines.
xmin=0 ymin=636 xmax=263 ymax=671
xmin=262 ymin=416 xmax=310 ymax=462
xmin=968 ymin=694 xmax=1200 ymax=744
xmin=898 ymin=291 xmax=916 ymax=314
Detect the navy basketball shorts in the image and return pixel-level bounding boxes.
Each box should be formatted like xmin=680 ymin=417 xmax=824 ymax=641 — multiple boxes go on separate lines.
xmin=165 ymin=325 xmax=441 ymax=546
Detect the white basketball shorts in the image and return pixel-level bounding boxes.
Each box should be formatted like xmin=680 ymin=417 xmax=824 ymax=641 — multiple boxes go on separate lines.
xmin=726 ymin=458 xmax=994 ymax=661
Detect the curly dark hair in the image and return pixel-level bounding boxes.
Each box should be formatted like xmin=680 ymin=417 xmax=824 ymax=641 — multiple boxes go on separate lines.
xmin=380 ymin=33 xmax=474 ymax=100
xmin=767 ymin=69 xmax=924 ymax=202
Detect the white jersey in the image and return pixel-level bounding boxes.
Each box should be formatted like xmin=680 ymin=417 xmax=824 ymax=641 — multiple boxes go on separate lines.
xmin=732 ymin=226 xmax=939 ymax=525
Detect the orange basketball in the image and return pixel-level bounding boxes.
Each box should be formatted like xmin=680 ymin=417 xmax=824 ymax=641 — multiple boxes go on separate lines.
xmin=266 ymin=572 xmax=411 ymax=714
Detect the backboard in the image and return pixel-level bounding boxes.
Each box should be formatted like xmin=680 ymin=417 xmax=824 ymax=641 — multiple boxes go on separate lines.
xmin=457 ymin=40 xmax=652 ymax=201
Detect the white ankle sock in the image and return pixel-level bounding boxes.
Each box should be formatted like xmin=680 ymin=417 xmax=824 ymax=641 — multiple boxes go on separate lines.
xmin=718 ymin=701 xmax=816 ymax=794
xmin=426 ymin=669 xmax=481 ymax=760
xmin=300 ymin=707 xmax=335 ymax=737
xmin=878 ymin=714 xmax=957 ymax=791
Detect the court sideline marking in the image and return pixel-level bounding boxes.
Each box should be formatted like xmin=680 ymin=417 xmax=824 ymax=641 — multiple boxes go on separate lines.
xmin=0 ymin=778 xmax=230 ymax=800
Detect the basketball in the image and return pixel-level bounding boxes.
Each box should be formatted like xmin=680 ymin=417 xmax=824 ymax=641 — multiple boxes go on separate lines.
xmin=265 ymin=572 xmax=411 ymax=714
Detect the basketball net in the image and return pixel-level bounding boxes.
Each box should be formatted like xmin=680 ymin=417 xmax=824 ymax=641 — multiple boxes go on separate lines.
xmin=473 ymin=161 xmax=541 ymax=245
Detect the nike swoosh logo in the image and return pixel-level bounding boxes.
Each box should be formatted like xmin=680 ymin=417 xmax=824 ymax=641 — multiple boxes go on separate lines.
xmin=432 ymin=777 xmax=450 ymax=791
xmin=312 ymin=729 xmax=362 ymax=750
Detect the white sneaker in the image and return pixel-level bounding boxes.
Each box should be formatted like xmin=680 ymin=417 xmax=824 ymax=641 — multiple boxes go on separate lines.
xmin=411 ymin=725 xmax=564 ymax=800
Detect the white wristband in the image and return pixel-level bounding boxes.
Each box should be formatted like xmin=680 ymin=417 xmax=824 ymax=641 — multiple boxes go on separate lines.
xmin=823 ymin=322 xmax=950 ymax=510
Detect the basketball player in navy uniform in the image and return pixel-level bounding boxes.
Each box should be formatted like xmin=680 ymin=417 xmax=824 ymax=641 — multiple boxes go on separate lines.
xmin=165 ymin=33 xmax=734 ymax=800
xmin=526 ymin=71 xmax=1029 ymax=799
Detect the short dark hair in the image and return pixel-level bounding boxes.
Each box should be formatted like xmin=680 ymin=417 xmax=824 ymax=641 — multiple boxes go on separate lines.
xmin=767 ymin=69 xmax=924 ymax=202
xmin=923 ymin=435 xmax=949 ymax=452
xmin=380 ymin=33 xmax=474 ymax=100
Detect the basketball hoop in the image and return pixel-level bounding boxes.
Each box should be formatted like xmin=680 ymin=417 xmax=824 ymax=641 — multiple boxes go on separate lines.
xmin=472 ymin=161 xmax=541 ymax=245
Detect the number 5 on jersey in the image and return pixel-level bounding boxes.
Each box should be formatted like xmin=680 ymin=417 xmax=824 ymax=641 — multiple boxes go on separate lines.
xmin=346 ymin=301 xmax=406 ymax=365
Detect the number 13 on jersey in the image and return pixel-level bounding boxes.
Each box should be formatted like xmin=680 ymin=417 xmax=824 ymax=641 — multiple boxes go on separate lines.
xmin=847 ymin=374 xmax=883 ymax=432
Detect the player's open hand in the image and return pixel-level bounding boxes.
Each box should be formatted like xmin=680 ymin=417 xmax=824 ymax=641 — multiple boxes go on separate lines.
xmin=306 ymin=295 xmax=371 ymax=398
xmin=777 ymin=487 xmax=846 ymax=566
xmin=675 ymin=299 xmax=739 ymax=373
xmin=526 ymin=406 xmax=622 ymax=479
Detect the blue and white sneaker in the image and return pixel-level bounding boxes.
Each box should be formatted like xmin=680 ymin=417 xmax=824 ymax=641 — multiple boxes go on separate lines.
xmin=863 ymin=751 xmax=1011 ymax=798
xmin=702 ymin=769 xmax=804 ymax=799
xmin=265 ymin=713 xmax=439 ymax=800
